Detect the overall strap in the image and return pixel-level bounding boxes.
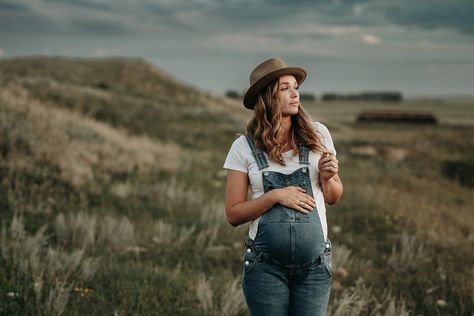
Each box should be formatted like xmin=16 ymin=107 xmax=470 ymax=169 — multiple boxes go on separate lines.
xmin=245 ymin=135 xmax=269 ymax=170
xmin=298 ymin=146 xmax=310 ymax=165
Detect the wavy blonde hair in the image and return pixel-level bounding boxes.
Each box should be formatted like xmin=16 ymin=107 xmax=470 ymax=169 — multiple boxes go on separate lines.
xmin=246 ymin=78 xmax=325 ymax=165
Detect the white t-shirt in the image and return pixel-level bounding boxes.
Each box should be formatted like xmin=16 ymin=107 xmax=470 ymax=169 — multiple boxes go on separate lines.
xmin=223 ymin=122 xmax=336 ymax=240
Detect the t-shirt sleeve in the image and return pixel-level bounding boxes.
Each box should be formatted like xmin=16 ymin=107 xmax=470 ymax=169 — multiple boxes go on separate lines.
xmin=223 ymin=135 xmax=249 ymax=173
xmin=315 ymin=122 xmax=337 ymax=156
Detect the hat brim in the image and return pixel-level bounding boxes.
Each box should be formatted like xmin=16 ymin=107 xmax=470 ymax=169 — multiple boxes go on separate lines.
xmin=243 ymin=67 xmax=307 ymax=109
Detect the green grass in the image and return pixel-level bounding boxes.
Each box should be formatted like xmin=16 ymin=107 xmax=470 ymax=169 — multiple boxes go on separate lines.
xmin=0 ymin=56 xmax=473 ymax=315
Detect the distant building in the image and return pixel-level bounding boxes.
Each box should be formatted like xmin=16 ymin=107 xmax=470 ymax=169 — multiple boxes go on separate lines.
xmin=356 ymin=111 xmax=437 ymax=124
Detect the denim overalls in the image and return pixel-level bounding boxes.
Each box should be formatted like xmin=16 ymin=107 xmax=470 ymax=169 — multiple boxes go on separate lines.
xmin=242 ymin=135 xmax=332 ymax=316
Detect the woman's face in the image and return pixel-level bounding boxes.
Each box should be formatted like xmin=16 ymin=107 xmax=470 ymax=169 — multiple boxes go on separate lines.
xmin=277 ymin=75 xmax=300 ymax=117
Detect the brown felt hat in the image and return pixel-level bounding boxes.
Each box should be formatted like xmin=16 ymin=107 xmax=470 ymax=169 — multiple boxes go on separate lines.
xmin=243 ymin=57 xmax=307 ymax=109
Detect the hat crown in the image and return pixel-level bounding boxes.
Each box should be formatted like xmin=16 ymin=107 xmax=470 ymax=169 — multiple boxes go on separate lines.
xmin=249 ymin=58 xmax=288 ymax=85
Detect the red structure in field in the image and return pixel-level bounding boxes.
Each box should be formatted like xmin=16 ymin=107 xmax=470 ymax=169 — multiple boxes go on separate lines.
xmin=357 ymin=111 xmax=438 ymax=124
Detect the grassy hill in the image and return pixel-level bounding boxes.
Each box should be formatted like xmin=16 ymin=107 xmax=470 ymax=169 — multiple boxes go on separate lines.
xmin=0 ymin=56 xmax=473 ymax=315
xmin=0 ymin=56 xmax=247 ymax=151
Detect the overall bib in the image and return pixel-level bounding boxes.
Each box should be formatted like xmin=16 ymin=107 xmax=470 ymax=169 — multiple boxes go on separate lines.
xmin=241 ymin=135 xmax=332 ymax=316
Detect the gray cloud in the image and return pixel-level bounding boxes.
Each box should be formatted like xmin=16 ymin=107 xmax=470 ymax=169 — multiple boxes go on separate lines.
xmin=271 ymin=0 xmax=474 ymax=35
xmin=376 ymin=1 xmax=474 ymax=35
xmin=44 ymin=0 xmax=113 ymax=12
xmin=2 ymin=0 xmax=473 ymax=37
xmin=207 ymin=0 xmax=474 ymax=35
xmin=1 ymin=0 xmax=473 ymax=96
xmin=0 ymin=2 xmax=29 ymax=12
xmin=68 ymin=18 xmax=131 ymax=36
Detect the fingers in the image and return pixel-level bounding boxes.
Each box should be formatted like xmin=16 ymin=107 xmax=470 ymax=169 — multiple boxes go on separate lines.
xmin=319 ymin=152 xmax=339 ymax=173
xmin=279 ymin=186 xmax=317 ymax=214
xmin=295 ymin=186 xmax=306 ymax=193
xmin=322 ymin=161 xmax=338 ymax=172
xmin=321 ymin=150 xmax=335 ymax=160
xmin=294 ymin=194 xmax=316 ymax=213
xmin=293 ymin=187 xmax=316 ymax=205
xmin=295 ymin=204 xmax=311 ymax=214
xmin=299 ymin=199 xmax=316 ymax=210
xmin=320 ymin=153 xmax=338 ymax=165
xmin=289 ymin=186 xmax=309 ymax=197
xmin=294 ymin=200 xmax=312 ymax=214
xmin=302 ymin=193 xmax=316 ymax=208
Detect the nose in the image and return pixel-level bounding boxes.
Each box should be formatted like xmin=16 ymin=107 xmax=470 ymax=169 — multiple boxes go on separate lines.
xmin=290 ymin=87 xmax=299 ymax=98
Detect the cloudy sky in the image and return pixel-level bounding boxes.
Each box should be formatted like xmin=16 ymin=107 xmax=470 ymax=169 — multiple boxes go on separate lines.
xmin=1 ymin=0 xmax=473 ymax=97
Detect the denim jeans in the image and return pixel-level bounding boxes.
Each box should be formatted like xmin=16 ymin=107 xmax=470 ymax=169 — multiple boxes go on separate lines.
xmin=242 ymin=238 xmax=332 ymax=316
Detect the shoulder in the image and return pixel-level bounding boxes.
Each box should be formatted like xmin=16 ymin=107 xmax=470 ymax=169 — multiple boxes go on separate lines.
xmin=227 ymin=134 xmax=253 ymax=157
xmin=224 ymin=134 xmax=253 ymax=172
xmin=312 ymin=121 xmax=331 ymax=136
xmin=229 ymin=134 xmax=250 ymax=151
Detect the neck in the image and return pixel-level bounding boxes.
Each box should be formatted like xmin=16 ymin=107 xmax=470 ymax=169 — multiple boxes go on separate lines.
xmin=279 ymin=116 xmax=292 ymax=145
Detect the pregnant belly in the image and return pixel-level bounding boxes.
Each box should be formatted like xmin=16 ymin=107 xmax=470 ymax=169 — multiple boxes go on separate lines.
xmin=254 ymin=218 xmax=325 ymax=266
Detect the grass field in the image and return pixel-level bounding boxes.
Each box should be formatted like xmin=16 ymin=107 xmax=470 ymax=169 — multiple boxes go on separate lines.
xmin=0 ymin=57 xmax=473 ymax=315
xmin=305 ymin=99 xmax=474 ymax=315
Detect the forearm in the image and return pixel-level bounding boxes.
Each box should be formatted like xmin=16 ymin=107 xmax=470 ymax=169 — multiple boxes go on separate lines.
xmin=226 ymin=190 xmax=278 ymax=227
xmin=321 ymin=175 xmax=343 ymax=205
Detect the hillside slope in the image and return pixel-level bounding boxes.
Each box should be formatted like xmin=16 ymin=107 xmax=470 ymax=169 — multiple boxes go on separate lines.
xmin=0 ymin=55 xmax=252 ymax=225
xmin=0 ymin=56 xmax=248 ymax=151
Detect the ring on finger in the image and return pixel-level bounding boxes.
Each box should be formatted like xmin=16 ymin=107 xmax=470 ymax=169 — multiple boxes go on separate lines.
xmin=299 ymin=201 xmax=304 ymax=207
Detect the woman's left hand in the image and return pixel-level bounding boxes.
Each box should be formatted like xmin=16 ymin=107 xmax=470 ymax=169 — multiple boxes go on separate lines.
xmin=318 ymin=150 xmax=338 ymax=181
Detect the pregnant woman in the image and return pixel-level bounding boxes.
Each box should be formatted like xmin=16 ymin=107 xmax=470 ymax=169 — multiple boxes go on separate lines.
xmin=223 ymin=58 xmax=343 ymax=316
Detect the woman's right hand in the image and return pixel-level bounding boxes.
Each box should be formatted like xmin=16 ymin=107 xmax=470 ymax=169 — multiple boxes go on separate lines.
xmin=271 ymin=187 xmax=316 ymax=214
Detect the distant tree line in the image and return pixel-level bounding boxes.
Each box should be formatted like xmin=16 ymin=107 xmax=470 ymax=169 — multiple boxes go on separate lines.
xmin=226 ymin=90 xmax=402 ymax=102
xmin=225 ymin=90 xmax=241 ymax=99
xmin=226 ymin=90 xmax=316 ymax=101
xmin=321 ymin=91 xmax=402 ymax=102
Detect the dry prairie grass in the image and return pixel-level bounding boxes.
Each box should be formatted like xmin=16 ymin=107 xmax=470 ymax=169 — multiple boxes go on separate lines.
xmin=54 ymin=211 xmax=139 ymax=253
xmin=194 ymin=274 xmax=246 ymax=316
xmin=152 ymin=220 xmax=195 ymax=247
xmin=1 ymin=215 xmax=100 ymax=315
xmin=0 ymin=84 xmax=181 ymax=188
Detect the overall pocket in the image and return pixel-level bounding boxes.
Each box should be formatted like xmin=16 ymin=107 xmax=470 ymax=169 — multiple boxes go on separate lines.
xmin=323 ymin=240 xmax=332 ymax=277
xmin=242 ymin=244 xmax=260 ymax=275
